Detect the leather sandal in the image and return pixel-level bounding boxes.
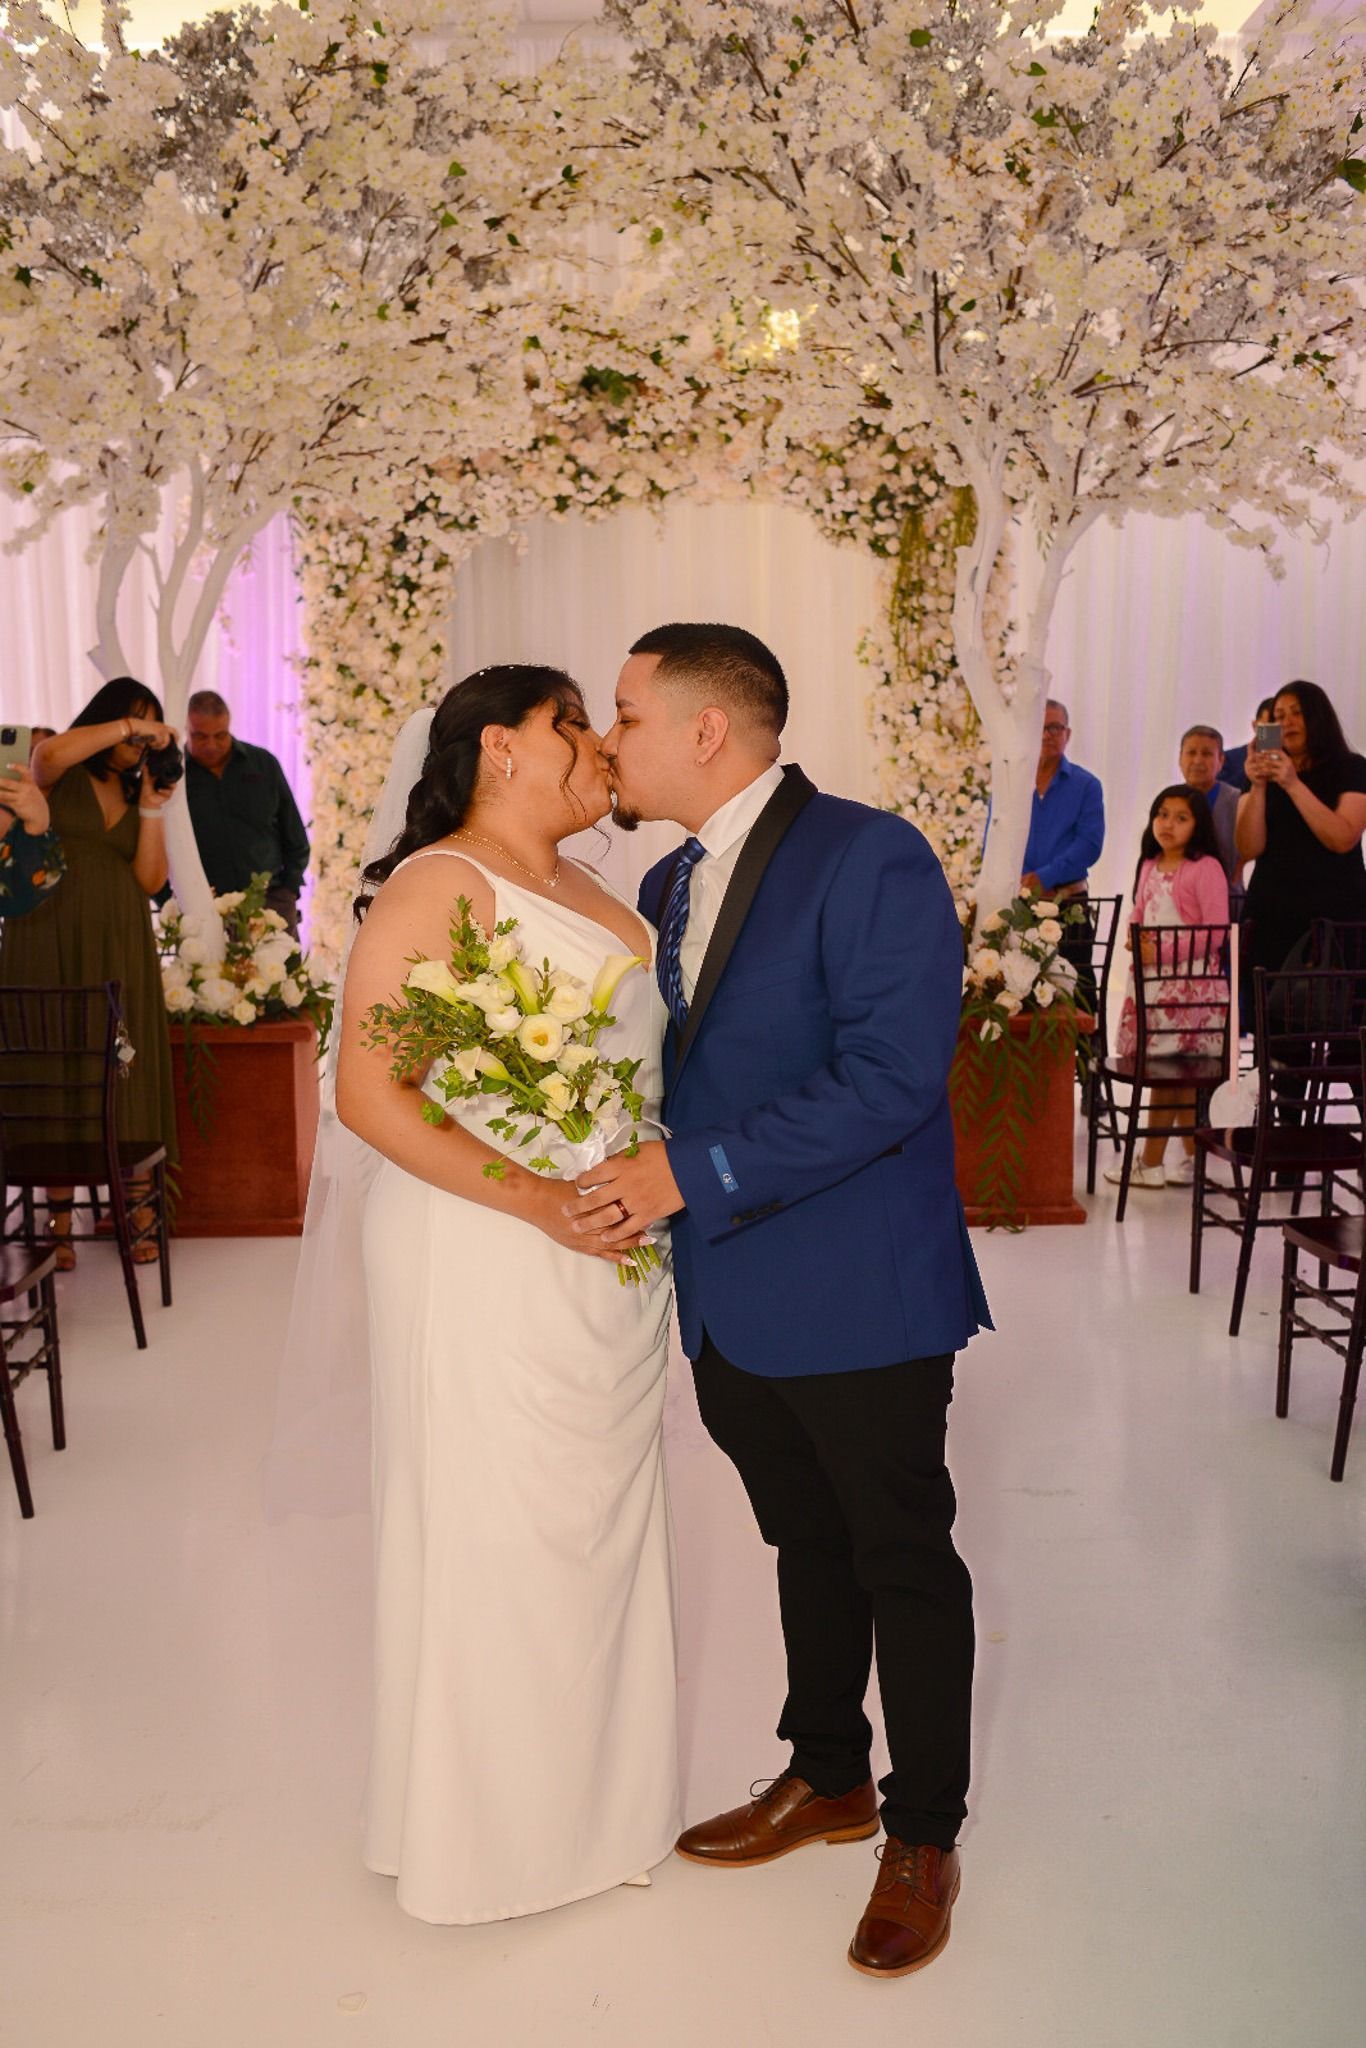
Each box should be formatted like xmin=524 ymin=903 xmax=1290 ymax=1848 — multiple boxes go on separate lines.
xmin=45 ymin=1201 xmax=76 ymax=1271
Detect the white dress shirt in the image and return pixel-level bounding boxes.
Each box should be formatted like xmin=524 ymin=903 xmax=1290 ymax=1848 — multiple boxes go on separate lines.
xmin=678 ymin=763 xmax=786 ymax=1004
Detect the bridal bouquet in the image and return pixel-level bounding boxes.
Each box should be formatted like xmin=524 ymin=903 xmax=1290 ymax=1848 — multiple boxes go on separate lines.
xmin=363 ymin=897 xmax=661 ymax=1284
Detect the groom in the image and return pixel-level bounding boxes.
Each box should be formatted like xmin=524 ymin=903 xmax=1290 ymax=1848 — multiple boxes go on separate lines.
xmin=568 ymin=622 xmax=991 ymax=1978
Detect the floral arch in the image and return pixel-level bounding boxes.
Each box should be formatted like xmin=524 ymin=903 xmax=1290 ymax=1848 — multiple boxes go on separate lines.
xmin=295 ymin=370 xmax=997 ymax=970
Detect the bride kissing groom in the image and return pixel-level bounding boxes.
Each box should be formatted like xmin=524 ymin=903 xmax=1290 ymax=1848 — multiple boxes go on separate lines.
xmin=335 ymin=621 xmax=991 ymax=1976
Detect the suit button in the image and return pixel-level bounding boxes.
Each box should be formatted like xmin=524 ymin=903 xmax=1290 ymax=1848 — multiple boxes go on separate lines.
xmin=731 ymin=1214 xmax=743 ymax=1227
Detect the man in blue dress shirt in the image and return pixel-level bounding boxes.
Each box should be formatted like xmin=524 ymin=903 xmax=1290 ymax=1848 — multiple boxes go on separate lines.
xmin=1020 ymin=700 xmax=1105 ymax=1011
xmin=1021 ymin=700 xmax=1105 ymax=898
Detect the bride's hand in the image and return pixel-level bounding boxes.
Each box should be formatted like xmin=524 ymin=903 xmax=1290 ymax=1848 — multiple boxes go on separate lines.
xmin=521 ymin=1175 xmax=648 ymax=1261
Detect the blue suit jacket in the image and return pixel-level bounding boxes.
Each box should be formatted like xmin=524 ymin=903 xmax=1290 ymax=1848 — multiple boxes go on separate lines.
xmin=641 ymin=767 xmax=992 ymax=1377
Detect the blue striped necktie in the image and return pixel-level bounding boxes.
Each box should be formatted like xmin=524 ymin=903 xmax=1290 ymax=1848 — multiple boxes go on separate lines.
xmin=656 ymin=836 xmax=707 ymax=1031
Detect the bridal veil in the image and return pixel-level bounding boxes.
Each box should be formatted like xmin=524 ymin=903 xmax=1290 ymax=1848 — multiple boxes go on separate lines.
xmin=264 ymin=708 xmax=434 ymax=1520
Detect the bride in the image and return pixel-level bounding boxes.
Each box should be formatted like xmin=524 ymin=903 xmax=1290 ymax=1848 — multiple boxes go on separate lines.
xmin=335 ymin=664 xmax=679 ymax=1925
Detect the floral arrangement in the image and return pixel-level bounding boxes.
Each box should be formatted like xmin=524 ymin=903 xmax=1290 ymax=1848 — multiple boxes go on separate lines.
xmin=363 ymin=897 xmax=660 ymax=1284
xmin=157 ymin=873 xmax=333 ymax=1041
xmin=951 ymin=891 xmax=1090 ymax=1226
xmin=959 ymin=894 xmax=1087 ymax=1044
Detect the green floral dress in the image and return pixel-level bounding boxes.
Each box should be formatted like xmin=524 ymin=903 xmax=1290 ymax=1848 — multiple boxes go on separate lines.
xmin=0 ymin=823 xmax=65 ymax=917
xmin=0 ymin=768 xmax=177 ymax=1160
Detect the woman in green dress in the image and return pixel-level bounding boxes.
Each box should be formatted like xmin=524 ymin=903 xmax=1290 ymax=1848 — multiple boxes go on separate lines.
xmin=1 ymin=678 xmax=180 ymax=1266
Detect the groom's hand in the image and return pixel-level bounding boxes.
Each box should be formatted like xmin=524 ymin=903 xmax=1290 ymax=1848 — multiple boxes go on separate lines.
xmin=567 ymin=1147 xmax=685 ymax=1245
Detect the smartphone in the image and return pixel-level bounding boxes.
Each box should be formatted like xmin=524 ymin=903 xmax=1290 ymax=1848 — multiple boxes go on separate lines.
xmin=0 ymin=724 xmax=32 ymax=777
xmin=1253 ymin=721 xmax=1283 ymax=752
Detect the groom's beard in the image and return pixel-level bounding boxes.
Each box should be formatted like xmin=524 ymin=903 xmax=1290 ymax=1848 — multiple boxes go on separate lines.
xmin=608 ymin=790 xmax=641 ymax=832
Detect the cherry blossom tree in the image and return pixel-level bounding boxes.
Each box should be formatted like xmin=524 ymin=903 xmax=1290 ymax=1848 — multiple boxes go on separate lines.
xmin=0 ymin=0 xmax=563 ymax=927
xmin=604 ymin=0 xmax=1366 ymax=917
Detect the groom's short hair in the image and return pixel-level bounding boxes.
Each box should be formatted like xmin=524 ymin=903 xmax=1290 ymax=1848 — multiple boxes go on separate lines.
xmin=629 ymin=622 xmax=789 ymax=736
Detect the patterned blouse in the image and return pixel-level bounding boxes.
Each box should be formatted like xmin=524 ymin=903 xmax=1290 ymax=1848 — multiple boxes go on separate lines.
xmin=0 ymin=822 xmax=66 ymax=918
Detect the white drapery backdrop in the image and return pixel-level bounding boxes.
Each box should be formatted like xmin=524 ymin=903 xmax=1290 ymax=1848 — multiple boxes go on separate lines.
xmin=5 ymin=485 xmax=1365 ymax=930
xmin=0 ymin=490 xmax=307 ymax=798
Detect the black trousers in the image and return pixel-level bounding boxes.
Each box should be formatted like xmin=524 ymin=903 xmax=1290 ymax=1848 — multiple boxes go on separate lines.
xmin=693 ymin=1335 xmax=974 ymax=1850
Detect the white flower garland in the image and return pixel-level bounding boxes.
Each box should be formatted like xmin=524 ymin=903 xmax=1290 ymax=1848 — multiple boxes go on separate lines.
xmin=296 ymin=376 xmax=987 ymax=973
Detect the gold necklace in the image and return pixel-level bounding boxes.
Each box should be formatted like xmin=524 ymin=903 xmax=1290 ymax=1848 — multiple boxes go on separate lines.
xmin=454 ymin=829 xmax=561 ymax=890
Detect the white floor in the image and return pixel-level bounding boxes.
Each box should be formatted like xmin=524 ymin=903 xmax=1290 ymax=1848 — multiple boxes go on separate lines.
xmin=2 ymin=1150 xmax=1365 ymax=2048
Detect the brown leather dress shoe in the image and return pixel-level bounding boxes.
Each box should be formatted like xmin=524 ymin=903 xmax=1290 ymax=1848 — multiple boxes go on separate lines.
xmin=848 ymin=1839 xmax=961 ymax=1977
xmin=675 ymin=1772 xmax=879 ymax=1867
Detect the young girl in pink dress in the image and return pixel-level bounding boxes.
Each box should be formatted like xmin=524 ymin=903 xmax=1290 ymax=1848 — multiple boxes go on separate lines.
xmin=1106 ymin=784 xmax=1231 ymax=1191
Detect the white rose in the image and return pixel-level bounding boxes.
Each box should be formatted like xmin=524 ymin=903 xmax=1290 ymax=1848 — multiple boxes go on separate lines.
xmin=232 ymin=998 xmax=257 ymax=1027
xmin=279 ymin=979 xmax=304 ymax=1009
xmin=538 ymin=1072 xmax=575 ymax=1120
xmin=254 ymin=944 xmax=292 ymax=987
xmin=1037 ymin=918 xmax=1063 ymax=946
xmin=164 ymin=984 xmax=195 ymax=1015
xmin=517 ymin=1014 xmax=566 ymax=1062
xmin=1033 ymin=900 xmax=1060 ymax=919
xmin=971 ymin=947 xmax=1003 ymax=981
xmin=556 ymin=1042 xmax=598 ymax=1077
xmin=161 ymin=958 xmax=190 ymax=989
xmin=179 ymin=938 xmax=210 ymax=968
xmin=461 ymin=975 xmax=517 ymax=1014
xmin=1001 ymin=951 xmax=1040 ymax=1000
xmin=215 ymin=891 xmax=246 ymax=913
xmin=484 ymin=1006 xmax=523 ymax=1036
xmin=196 ymin=975 xmax=237 ymax=1014
xmin=979 ymin=912 xmax=1005 ymax=934
xmin=546 ymin=978 xmax=591 ymax=1023
xmin=486 ymin=934 xmax=519 ymax=972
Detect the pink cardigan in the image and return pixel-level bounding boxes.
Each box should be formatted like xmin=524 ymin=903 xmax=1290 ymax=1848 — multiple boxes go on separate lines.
xmin=1130 ymin=854 xmax=1231 ymax=930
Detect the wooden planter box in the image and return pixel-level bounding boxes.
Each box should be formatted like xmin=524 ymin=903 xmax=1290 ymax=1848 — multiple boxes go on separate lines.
xmin=950 ymin=1010 xmax=1094 ymax=1229
xmin=169 ymin=1019 xmax=320 ymax=1236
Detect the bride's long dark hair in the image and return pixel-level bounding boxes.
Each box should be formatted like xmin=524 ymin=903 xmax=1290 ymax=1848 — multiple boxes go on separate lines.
xmin=355 ymin=664 xmax=586 ymax=919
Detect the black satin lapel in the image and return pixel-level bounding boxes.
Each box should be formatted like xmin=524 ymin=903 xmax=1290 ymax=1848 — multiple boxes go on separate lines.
xmin=672 ymin=766 xmax=817 ymax=1084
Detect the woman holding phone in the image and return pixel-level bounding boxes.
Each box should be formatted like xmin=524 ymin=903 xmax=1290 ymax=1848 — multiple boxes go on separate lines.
xmin=0 ymin=678 xmax=180 ymax=1267
xmin=1236 ymin=680 xmax=1366 ymax=981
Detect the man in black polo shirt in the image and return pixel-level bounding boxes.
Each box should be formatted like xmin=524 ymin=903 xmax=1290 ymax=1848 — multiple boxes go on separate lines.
xmin=184 ymin=690 xmax=310 ymax=934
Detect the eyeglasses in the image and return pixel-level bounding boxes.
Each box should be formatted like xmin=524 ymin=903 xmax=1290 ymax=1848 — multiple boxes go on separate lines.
xmin=1041 ymin=723 xmax=1068 ymax=737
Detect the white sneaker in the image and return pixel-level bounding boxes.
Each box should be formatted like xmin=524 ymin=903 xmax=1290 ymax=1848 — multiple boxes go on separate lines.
xmin=1166 ymin=1155 xmax=1196 ymax=1186
xmin=1104 ymin=1160 xmax=1166 ymax=1189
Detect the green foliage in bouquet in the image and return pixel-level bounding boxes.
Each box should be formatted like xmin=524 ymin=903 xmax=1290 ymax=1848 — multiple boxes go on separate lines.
xmin=363 ymin=897 xmax=659 ymax=1284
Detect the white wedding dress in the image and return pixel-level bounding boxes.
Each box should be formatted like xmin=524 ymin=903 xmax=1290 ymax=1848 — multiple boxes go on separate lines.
xmin=360 ymin=851 xmax=680 ymax=1924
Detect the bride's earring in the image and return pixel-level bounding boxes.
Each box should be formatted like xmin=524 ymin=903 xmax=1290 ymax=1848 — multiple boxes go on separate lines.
xmin=505 ymin=757 xmax=513 ymax=780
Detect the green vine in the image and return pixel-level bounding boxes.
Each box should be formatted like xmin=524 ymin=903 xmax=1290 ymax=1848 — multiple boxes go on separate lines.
xmin=950 ymin=1007 xmax=1083 ymax=1230
xmin=178 ymin=1018 xmax=221 ymax=1143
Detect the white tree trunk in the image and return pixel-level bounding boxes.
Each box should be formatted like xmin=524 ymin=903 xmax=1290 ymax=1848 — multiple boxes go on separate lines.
xmin=973 ymin=678 xmax=1047 ymax=919
xmin=91 ymin=472 xmax=277 ymax=960
xmin=953 ymin=491 xmax=1099 ymax=922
